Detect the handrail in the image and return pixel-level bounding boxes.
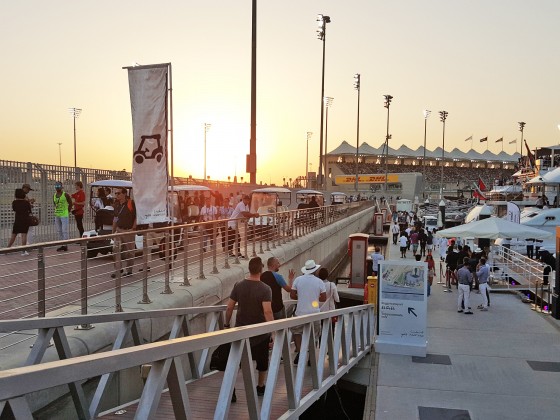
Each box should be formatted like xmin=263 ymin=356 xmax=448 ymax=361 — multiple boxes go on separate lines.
xmin=0 ymin=304 xmax=375 ymax=420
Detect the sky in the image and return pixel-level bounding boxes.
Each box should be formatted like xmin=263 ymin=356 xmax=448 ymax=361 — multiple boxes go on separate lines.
xmin=1 ymin=1 xmax=559 ymax=185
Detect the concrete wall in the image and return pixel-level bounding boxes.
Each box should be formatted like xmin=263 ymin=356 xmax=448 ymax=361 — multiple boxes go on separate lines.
xmin=7 ymin=205 xmax=374 ymax=416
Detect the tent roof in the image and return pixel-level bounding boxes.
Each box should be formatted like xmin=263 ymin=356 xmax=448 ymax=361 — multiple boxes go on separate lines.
xmin=435 ymin=217 xmax=552 ymax=240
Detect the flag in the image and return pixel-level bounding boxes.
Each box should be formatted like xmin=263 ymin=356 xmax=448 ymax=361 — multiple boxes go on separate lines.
xmin=478 ymin=177 xmax=487 ymax=192
xmin=127 ymin=63 xmax=170 ymax=225
xmin=495 ymin=137 xmax=503 ymax=143
xmin=473 ymin=181 xmax=486 ymax=200
xmin=464 ymin=135 xmax=472 ymax=142
xmin=509 ymin=139 xmax=517 ymax=144
xmin=479 ymin=137 xmax=488 ymax=143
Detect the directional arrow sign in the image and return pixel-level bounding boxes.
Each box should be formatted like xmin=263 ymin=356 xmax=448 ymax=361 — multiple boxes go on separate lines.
xmin=408 ymin=307 xmax=417 ymax=317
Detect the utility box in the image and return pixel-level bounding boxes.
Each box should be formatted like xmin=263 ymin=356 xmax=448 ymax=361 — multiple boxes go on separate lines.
xmin=364 ymin=275 xmax=378 ymax=306
xmin=348 ymin=233 xmax=369 ymax=289
xmin=373 ymin=213 xmax=384 ymax=236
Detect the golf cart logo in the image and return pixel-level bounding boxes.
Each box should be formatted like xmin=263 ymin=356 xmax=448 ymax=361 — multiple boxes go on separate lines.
xmin=134 ymin=134 xmax=164 ymax=164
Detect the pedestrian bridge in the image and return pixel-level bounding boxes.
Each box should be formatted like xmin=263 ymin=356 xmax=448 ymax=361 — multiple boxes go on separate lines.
xmin=0 ymin=201 xmax=375 ymax=418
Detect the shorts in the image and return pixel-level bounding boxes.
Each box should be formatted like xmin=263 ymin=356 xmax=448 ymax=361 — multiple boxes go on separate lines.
xmin=291 ymin=320 xmax=321 ymax=338
xmin=427 ymin=244 xmax=433 ymax=250
xmin=250 ymin=336 xmax=270 ymax=371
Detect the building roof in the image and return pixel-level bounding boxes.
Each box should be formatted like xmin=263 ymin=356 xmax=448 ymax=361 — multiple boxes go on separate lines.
xmin=328 ymin=141 xmax=520 ymax=162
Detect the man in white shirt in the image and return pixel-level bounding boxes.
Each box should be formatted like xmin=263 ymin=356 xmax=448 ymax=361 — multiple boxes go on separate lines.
xmin=200 ymin=197 xmax=217 ymax=251
xmin=290 ymin=260 xmax=327 ymax=365
xmin=391 ymin=223 xmax=400 ymax=245
xmin=218 ymin=201 xmax=234 ymax=251
xmin=227 ymin=195 xmax=258 ymax=257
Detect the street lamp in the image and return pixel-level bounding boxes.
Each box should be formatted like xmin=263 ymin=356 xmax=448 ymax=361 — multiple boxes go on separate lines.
xmin=324 ymin=96 xmax=334 ymax=188
xmin=68 ymin=107 xmax=82 ymax=168
xmin=306 ymin=132 xmax=313 ymax=188
xmin=422 ymin=110 xmax=431 ymax=197
xmin=57 ymin=142 xmax=62 ymax=166
xmin=317 ymin=13 xmax=331 ymax=190
xmin=354 ymin=74 xmax=360 ymax=192
xmin=383 ymin=95 xmax=393 ymax=194
xmin=204 ymin=123 xmax=211 ymax=181
xmin=439 ymin=111 xmax=449 ymax=199
xmin=518 ymin=121 xmax=526 ymax=169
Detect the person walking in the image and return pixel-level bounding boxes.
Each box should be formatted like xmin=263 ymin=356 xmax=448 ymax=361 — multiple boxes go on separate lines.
xmin=399 ymin=232 xmax=408 ymax=258
xmin=290 ymin=260 xmax=327 ymax=365
xmin=371 ymin=246 xmax=385 ymax=276
xmin=391 ymin=223 xmax=400 ymax=245
xmin=71 ymin=181 xmax=86 ymax=237
xmin=200 ymin=197 xmax=217 ymax=252
xmin=21 ymin=183 xmax=36 ymax=244
xmin=225 ymin=257 xmax=274 ymax=397
xmin=457 ymin=257 xmax=473 ymax=314
xmin=476 ymin=257 xmax=490 ymax=311
xmin=53 ymin=182 xmax=72 ymax=251
xmin=7 ymin=189 xmax=32 ymax=255
xmin=426 ymin=254 xmax=435 ymax=296
xmin=111 ymin=187 xmax=136 ymax=278
xmin=260 ymin=257 xmax=295 ymax=320
xmin=227 ymin=195 xmax=258 ymax=258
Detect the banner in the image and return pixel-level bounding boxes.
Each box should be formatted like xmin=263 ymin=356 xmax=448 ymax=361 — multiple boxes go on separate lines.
xmin=507 ymin=202 xmax=520 ymax=224
xmin=335 ymin=174 xmax=399 ymax=185
xmin=127 ymin=64 xmax=169 ymax=225
xmin=375 ymin=260 xmax=428 ymax=357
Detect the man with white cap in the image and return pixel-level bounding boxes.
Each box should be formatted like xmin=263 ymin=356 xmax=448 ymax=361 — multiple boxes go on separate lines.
xmin=290 ymin=259 xmax=327 ymax=364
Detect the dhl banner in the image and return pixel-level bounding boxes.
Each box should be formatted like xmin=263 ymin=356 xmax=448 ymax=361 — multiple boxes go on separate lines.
xmin=335 ymin=174 xmax=399 ymax=185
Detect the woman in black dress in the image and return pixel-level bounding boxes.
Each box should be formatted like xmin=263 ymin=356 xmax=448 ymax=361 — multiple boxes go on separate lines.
xmin=7 ymin=188 xmax=32 ymax=254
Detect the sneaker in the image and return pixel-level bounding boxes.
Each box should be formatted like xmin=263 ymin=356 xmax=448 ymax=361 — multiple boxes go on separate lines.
xmin=231 ymin=388 xmax=237 ymax=403
xmin=111 ymin=270 xmax=124 ymax=279
xmin=21 ymin=251 xmax=30 ymax=256
xmin=457 ymin=309 xmax=463 ymax=313
xmin=480 ymin=307 xmax=488 ymax=311
xmin=123 ymin=271 xmax=133 ymax=277
xmin=56 ymin=246 xmax=68 ymax=252
xmin=464 ymin=311 xmax=474 ymax=315
xmin=138 ymin=266 xmax=151 ymax=272
xmin=477 ymin=304 xmax=484 ymax=309
xmin=256 ymin=385 xmax=265 ymax=396
xmin=293 ymin=352 xmax=300 ymax=365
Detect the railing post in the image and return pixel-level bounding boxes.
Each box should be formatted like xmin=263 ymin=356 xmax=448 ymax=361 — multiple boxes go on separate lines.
xmin=138 ymin=235 xmax=152 ymax=303
xmin=182 ymin=230 xmax=192 ymax=285
xmin=258 ymin=217 xmax=264 ymax=254
xmin=198 ymin=228 xmax=206 ymax=279
xmin=223 ymin=221 xmax=230 ymax=269
xmin=114 ymin=237 xmax=123 ymax=312
xmin=211 ymin=222 xmax=219 ymax=274
xmin=162 ymin=231 xmax=173 ymax=294
xmin=37 ymin=246 xmax=46 ymax=318
xmin=251 ymin=218 xmax=257 ymax=258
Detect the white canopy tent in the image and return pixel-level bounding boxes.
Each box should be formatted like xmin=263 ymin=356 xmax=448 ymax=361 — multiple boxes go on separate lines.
xmin=435 ymin=217 xmax=552 ymax=240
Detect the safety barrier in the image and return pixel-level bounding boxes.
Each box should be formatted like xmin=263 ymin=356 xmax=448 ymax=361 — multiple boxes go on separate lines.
xmin=0 ymin=304 xmax=375 ymax=420
xmin=0 ymin=201 xmax=371 ymax=320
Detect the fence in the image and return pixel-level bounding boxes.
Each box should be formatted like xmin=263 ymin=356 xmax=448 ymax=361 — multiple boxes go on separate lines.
xmin=0 ymin=201 xmax=371 ymax=320
xmin=0 ymin=304 xmax=375 ymax=419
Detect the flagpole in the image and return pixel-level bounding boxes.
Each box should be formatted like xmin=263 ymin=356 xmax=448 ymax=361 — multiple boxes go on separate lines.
xmin=471 ymin=136 xmax=473 ymax=150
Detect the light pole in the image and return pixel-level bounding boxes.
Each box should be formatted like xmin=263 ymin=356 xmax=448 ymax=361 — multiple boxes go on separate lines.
xmin=354 ymin=74 xmax=360 ymax=192
xmin=248 ymin=0 xmax=257 ymax=184
xmin=57 ymin=142 xmax=62 ymax=166
xmin=68 ymin=107 xmax=82 ymax=168
xmin=422 ymin=110 xmax=431 ymax=197
xmin=306 ymin=132 xmax=313 ymax=188
xmin=518 ymin=121 xmax=526 ymax=168
xmin=203 ymin=123 xmax=211 ymax=181
xmin=383 ymin=95 xmax=393 ymax=194
xmin=324 ymin=96 xmax=334 ymax=188
xmin=439 ymin=111 xmax=449 ymax=199
xmin=317 ymin=14 xmax=331 ymax=190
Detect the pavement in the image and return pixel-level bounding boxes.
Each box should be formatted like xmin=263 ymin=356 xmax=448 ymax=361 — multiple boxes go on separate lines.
xmin=369 ymin=229 xmax=560 ymax=420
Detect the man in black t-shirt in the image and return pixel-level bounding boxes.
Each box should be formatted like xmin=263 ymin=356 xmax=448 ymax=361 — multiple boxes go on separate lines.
xmin=225 ymin=257 xmax=274 ymax=396
xmin=260 ymin=257 xmax=295 ymax=319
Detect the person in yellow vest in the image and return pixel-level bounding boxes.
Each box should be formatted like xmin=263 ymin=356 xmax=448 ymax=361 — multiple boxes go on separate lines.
xmin=53 ymin=182 xmax=73 ymax=251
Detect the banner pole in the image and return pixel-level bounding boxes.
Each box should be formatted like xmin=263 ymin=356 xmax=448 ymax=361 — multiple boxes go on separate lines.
xmin=168 ymin=63 xmax=175 ymax=279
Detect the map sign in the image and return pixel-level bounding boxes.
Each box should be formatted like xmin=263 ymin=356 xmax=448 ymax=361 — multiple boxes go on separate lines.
xmin=375 ymin=260 xmax=427 ymax=357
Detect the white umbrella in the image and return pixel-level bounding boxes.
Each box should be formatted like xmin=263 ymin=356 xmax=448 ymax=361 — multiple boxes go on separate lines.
xmin=435 ymin=217 xmax=552 ymax=240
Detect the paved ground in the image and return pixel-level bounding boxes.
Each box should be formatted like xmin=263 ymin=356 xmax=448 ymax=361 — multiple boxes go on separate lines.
xmin=369 ymin=229 xmax=560 ymax=420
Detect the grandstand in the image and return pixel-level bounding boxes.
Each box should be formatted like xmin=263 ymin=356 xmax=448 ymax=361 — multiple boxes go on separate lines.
xmin=326 ymin=141 xmax=519 ymax=198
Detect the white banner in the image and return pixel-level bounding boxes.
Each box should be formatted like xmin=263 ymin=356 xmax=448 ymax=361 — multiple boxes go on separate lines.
xmin=375 ymin=260 xmax=428 ymax=357
xmin=506 ymin=202 xmax=520 ymax=224
xmin=127 ymin=65 xmax=169 ymax=225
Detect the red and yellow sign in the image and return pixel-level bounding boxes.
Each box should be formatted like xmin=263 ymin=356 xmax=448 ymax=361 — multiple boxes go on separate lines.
xmin=335 ymin=174 xmax=399 ymax=185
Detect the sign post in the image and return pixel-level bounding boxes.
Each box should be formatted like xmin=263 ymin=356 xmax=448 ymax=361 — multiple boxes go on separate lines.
xmin=375 ymin=259 xmax=428 ymax=357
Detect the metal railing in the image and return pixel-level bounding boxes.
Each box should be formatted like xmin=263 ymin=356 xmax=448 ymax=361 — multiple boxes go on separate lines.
xmin=0 ymin=306 xmax=226 ymax=418
xmin=0 ymin=201 xmax=371 ymax=320
xmin=490 ymin=245 xmax=551 ymax=289
xmin=0 ymin=304 xmax=375 ymax=420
